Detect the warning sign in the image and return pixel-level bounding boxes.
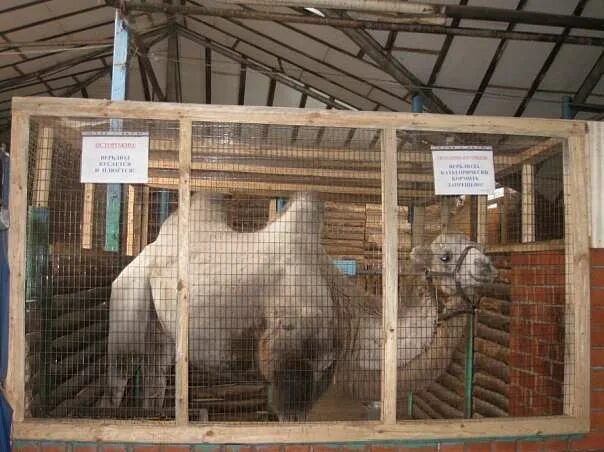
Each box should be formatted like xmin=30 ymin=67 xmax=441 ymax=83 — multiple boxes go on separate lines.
xmin=431 ymin=146 xmax=495 ymax=195
xmin=81 ymin=132 xmax=149 ymax=183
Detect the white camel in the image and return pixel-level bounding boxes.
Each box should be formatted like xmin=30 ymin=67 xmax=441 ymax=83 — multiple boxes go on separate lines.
xmin=101 ymin=192 xmax=497 ymax=420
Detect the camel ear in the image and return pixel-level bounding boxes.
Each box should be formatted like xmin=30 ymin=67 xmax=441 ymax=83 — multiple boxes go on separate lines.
xmin=410 ymin=245 xmax=431 ymax=272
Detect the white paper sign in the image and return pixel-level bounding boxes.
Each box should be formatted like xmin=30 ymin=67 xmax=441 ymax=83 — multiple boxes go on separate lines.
xmin=81 ymin=133 xmax=149 ymax=183
xmin=431 ymin=146 xmax=495 ymax=195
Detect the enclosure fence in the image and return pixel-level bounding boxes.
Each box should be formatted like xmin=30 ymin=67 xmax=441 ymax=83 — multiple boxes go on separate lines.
xmin=5 ymin=97 xmax=591 ymax=443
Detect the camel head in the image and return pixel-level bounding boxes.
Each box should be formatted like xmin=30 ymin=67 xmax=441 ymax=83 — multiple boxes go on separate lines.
xmin=411 ymin=233 xmax=498 ymax=304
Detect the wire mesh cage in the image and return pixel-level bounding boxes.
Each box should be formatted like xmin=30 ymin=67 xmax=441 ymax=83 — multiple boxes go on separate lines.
xmin=10 ymin=99 xmax=585 ymax=439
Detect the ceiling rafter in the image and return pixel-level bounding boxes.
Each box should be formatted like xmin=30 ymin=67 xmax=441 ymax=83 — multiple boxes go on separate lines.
xmin=184 ymin=1 xmax=410 ymax=108
xmin=125 ymin=24 xmax=175 ymax=101
xmin=238 ymin=60 xmax=247 ymax=106
xmin=217 ymin=0 xmax=604 ymax=30
xmin=0 ymin=64 xmax=112 ymax=97
xmin=0 ymin=20 xmax=114 ymax=71
xmin=0 ymin=24 xmax=168 ymax=102
xmin=0 ymin=47 xmax=110 ymax=92
xmin=0 ymin=0 xmax=53 ymax=16
xmin=573 ymin=50 xmax=604 ymax=117
xmin=187 ymin=15 xmax=392 ymax=110
xmin=0 ymin=30 xmax=57 ymax=97
xmin=428 ymin=0 xmax=468 ymax=88
xmin=1 ymin=5 xmax=106 ymax=36
xmin=325 ymin=10 xmax=451 ymax=113
xmin=0 ymin=65 xmax=113 ymax=129
xmin=466 ymin=0 xmax=528 ymax=115
xmin=514 ymin=0 xmax=589 ymax=117
xmin=117 ymin=1 xmax=604 ymax=46
xmin=137 ymin=55 xmax=151 ymax=101
xmin=177 ymin=25 xmax=350 ymax=110
xmin=205 ymin=47 xmax=212 ymax=104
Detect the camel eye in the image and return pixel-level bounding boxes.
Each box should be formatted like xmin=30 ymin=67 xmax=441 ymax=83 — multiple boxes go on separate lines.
xmin=440 ymin=252 xmax=451 ymax=263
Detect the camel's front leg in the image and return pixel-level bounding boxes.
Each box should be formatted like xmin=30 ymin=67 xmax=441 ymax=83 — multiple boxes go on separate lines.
xmin=140 ymin=316 xmax=175 ymax=414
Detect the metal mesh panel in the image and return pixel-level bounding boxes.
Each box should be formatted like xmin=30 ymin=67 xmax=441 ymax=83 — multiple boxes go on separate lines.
xmin=22 ymin=115 xmax=571 ymax=424
xmin=394 ymin=132 xmax=569 ymax=421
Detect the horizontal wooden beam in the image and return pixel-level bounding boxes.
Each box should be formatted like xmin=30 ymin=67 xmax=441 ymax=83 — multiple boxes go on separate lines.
xmin=12 ymin=97 xmax=586 ymax=138
xmin=147 ymin=174 xmax=433 ymax=198
xmin=114 ymin=1 xmax=604 ymax=46
xmin=13 ymin=415 xmax=589 ymax=443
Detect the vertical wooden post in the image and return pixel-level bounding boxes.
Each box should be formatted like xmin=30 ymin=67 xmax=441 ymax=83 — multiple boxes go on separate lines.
xmin=500 ymin=191 xmax=508 ymax=244
xmin=411 ymin=206 xmax=424 ymax=247
xmin=564 ymin=134 xmax=590 ymax=424
xmin=380 ymin=127 xmax=398 ymax=424
xmin=31 ymin=127 xmax=53 ymax=209
xmin=476 ymin=195 xmax=488 ymax=245
xmin=125 ymin=186 xmax=145 ymax=256
xmin=440 ymin=197 xmax=450 ymax=234
xmin=268 ymin=198 xmax=278 ymax=222
xmin=6 ymin=112 xmax=29 ymax=422
xmin=589 ymin=122 xmax=604 ymax=248
xmin=521 ymin=163 xmax=535 ymax=243
xmin=140 ymin=186 xmax=150 ymax=248
xmin=81 ymin=185 xmax=94 ymax=249
xmin=175 ymin=118 xmax=192 ymax=424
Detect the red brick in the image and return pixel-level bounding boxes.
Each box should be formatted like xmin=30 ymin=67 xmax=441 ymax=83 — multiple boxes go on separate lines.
xmin=512 ymin=253 xmax=532 ymax=265
xmin=491 ymin=441 xmax=516 ymax=452
xmin=592 ymin=268 xmax=604 ymax=287
xmin=592 ymin=390 xmax=604 ymax=409
xmin=100 ymin=446 xmax=127 ymax=452
xmin=73 ymin=445 xmax=97 ymax=452
xmin=164 ymin=447 xmax=191 ymax=452
xmin=592 ymin=348 xmax=604 ymax=367
xmin=592 ymin=248 xmax=604 ymax=265
xmin=516 ymin=440 xmax=543 ymax=452
xmin=439 ymin=444 xmax=464 ymax=452
xmin=591 ymin=287 xmax=604 ymax=307
xmin=592 ymin=308 xmax=604 ymax=327
xmin=463 ymin=442 xmax=491 ymax=452
xmin=370 ymin=447 xmax=397 ymax=452
xmin=399 ymin=448 xmax=436 ymax=452
xmin=257 ymin=447 xmax=282 ymax=452
xmin=593 ymin=369 xmax=604 ymax=389
xmin=568 ymin=431 xmax=604 ymax=449
xmin=284 ymin=447 xmax=310 ymax=452
xmin=510 ymin=351 xmax=532 ymax=368
xmin=40 ymin=444 xmax=67 ymax=452
xmin=310 ymin=447 xmax=337 ymax=452
xmin=593 ymin=330 xmax=604 ymax=347
xmin=540 ymin=439 xmax=568 ymax=451
xmin=133 ymin=447 xmax=161 ymax=452
xmin=592 ymin=410 xmax=604 ymax=430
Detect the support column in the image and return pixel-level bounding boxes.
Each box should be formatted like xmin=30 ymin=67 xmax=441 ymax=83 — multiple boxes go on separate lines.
xmin=105 ymin=9 xmax=129 ymax=252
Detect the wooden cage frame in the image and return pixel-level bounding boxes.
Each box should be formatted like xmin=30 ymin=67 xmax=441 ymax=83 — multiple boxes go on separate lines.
xmin=6 ymin=96 xmax=592 ymax=444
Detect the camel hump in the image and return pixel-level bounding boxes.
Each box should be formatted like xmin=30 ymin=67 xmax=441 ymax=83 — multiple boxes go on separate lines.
xmin=267 ymin=192 xmax=323 ymax=237
xmin=190 ymin=191 xmax=229 ymax=231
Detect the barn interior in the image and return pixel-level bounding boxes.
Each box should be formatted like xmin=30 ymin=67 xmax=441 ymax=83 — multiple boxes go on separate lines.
xmin=0 ymin=0 xmax=600 ymax=448
xmin=22 ymin=114 xmax=567 ymax=422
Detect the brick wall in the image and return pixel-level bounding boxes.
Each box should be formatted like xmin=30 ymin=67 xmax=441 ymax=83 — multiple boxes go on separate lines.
xmin=11 ymin=249 xmax=604 ymax=452
xmin=509 ymin=250 xmax=565 ymax=417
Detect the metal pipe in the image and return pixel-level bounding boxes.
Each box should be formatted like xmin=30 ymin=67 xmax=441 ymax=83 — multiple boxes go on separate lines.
xmin=464 ymin=313 xmax=474 ymax=418
xmin=190 ymin=0 xmax=438 ymax=15
xmin=571 ymin=102 xmax=604 ymax=114
xmin=561 ymin=96 xmax=573 ymax=119
xmin=444 ymin=4 xmax=604 ymax=31
xmin=113 ymin=1 xmax=604 ymax=46
xmin=105 ymin=9 xmax=129 ymax=253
